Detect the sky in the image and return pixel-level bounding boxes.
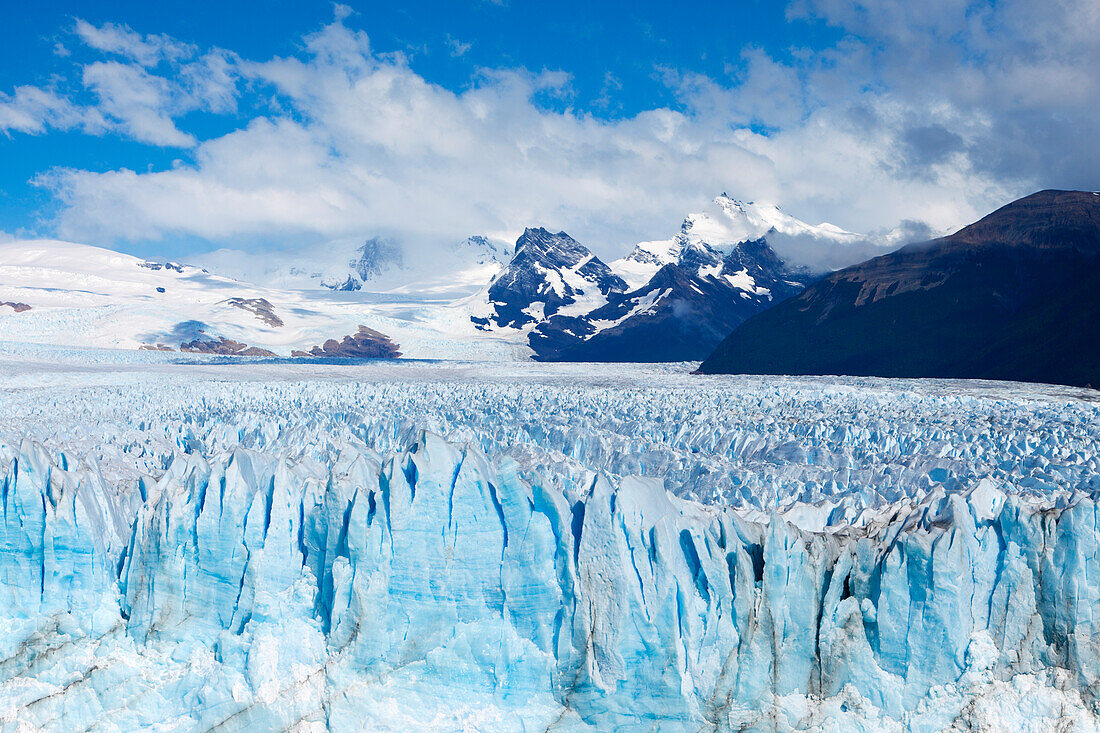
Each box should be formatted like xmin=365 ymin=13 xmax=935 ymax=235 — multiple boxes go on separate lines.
xmin=0 ymin=0 xmax=1097 ymax=264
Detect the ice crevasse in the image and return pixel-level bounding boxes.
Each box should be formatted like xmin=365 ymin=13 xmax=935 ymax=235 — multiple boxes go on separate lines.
xmin=2 ymin=431 xmax=1100 ymax=731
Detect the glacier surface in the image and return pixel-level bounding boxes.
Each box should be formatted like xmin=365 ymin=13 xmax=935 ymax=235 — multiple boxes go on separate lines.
xmin=0 ymin=352 xmax=1099 ymax=731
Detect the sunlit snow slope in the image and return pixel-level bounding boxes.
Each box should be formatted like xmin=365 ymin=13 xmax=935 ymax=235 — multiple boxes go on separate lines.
xmin=1 ymin=351 xmax=1099 ymax=731
xmin=0 ymin=240 xmax=525 ymax=360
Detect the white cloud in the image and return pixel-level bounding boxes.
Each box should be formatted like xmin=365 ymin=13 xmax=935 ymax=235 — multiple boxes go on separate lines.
xmin=73 ymin=19 xmax=195 ymax=67
xmin=76 ymin=46 xmax=240 ymax=148
xmin=41 ymin=16 xmax=1006 ymax=264
xmin=178 ymin=49 xmax=239 ymax=114
xmin=82 ymin=61 xmax=197 ymax=146
xmin=17 ymin=2 xmax=1100 ymax=265
xmin=0 ymin=85 xmax=101 ymax=135
xmin=74 ymin=17 xmax=245 ymax=147
xmin=1 ymin=21 xmax=239 ymax=148
xmin=446 ymin=35 xmax=472 ymax=58
xmin=786 ymin=0 xmax=1100 ymax=186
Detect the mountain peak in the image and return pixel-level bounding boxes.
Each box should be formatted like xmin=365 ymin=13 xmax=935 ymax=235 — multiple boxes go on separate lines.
xmin=613 ymin=194 xmax=851 ymax=289
xmin=477 ymin=228 xmax=626 ymax=330
xmin=945 ymin=189 xmax=1100 ymax=253
xmin=452 ymin=235 xmax=511 ymax=264
xmin=515 ymin=228 xmax=583 ymax=257
xmin=532 ymin=232 xmax=811 ymax=362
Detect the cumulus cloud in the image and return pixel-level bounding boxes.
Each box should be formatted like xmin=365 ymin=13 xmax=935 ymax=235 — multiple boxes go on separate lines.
xmin=36 ymin=15 xmax=1005 ymax=264
xmin=73 ymin=19 xmax=195 ymax=67
xmin=82 ymin=61 xmax=197 ymax=146
xmin=77 ymin=45 xmax=239 ymax=147
xmin=0 ymin=85 xmax=104 ymax=136
xmin=2 ymin=20 xmax=239 ymax=147
xmin=8 ymin=2 xmax=1098 ymax=266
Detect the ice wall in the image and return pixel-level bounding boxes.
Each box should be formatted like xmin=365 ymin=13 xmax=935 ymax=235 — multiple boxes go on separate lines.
xmin=2 ymin=367 xmax=1097 ymax=523
xmin=2 ymin=430 xmax=1099 ymax=731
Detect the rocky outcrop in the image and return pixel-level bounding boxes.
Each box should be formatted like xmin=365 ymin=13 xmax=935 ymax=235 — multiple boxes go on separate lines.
xmin=179 ymin=336 xmax=276 ymax=356
xmin=292 ymin=325 xmax=401 ymax=359
xmin=221 ymin=297 xmax=284 ymax=327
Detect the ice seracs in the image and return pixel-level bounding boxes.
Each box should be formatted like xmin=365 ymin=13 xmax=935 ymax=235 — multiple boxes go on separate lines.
xmin=0 ymin=359 xmax=1098 ymax=731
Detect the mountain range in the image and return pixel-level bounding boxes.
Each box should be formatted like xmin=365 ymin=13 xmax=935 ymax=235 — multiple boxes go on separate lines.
xmin=4 ymin=190 xmax=1094 ymax=386
xmin=699 ymin=190 xmax=1100 ymax=388
xmin=473 ymin=195 xmax=845 ymax=361
xmin=0 ymin=195 xmax=851 ymax=362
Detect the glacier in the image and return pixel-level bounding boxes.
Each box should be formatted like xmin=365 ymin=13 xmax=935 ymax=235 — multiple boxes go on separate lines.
xmin=0 ymin=353 xmax=1099 ymax=731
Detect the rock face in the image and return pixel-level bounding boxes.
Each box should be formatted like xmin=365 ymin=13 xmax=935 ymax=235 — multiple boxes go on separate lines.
xmin=700 ymin=190 xmax=1100 ymax=387
xmin=137 ymin=261 xmax=184 ymax=273
xmin=292 ymin=325 xmax=401 ymax=359
xmin=0 ymin=301 xmax=31 ymax=312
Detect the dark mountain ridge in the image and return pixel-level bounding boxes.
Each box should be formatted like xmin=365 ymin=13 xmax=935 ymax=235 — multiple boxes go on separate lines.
xmin=698 ymin=190 xmax=1100 ymax=388
xmin=532 ymin=238 xmax=812 ymax=361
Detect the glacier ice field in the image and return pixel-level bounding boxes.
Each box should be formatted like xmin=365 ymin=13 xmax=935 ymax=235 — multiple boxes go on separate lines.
xmin=1 ymin=347 xmax=1100 ymax=731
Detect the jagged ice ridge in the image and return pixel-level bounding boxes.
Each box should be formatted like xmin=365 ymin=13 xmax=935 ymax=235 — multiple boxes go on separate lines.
xmin=0 ymin=359 xmax=1099 ymax=731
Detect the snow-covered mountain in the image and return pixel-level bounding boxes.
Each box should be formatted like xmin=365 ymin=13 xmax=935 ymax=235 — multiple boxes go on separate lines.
xmin=700 ymin=189 xmax=1100 ymax=388
xmin=472 ymin=227 xmax=627 ymax=330
xmin=612 ymin=193 xmax=861 ymax=288
xmin=384 ymin=235 xmax=513 ymax=296
xmin=0 ymin=239 xmax=525 ymax=360
xmin=199 ymin=233 xmax=512 ymax=297
xmin=0 ymin=195 xmax=865 ymax=363
xmin=322 ymin=237 xmax=405 ymax=291
xmin=530 ymin=237 xmax=811 ymax=361
xmin=474 ymin=197 xmax=821 ymax=361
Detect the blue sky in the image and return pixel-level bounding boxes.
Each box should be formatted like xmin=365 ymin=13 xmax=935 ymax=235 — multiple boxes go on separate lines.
xmin=0 ymin=0 xmax=836 ymax=237
xmin=1 ymin=0 xmax=1097 ymax=261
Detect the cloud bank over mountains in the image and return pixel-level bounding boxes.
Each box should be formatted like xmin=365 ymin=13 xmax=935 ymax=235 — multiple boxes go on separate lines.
xmin=1 ymin=1 xmax=1096 ymax=262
